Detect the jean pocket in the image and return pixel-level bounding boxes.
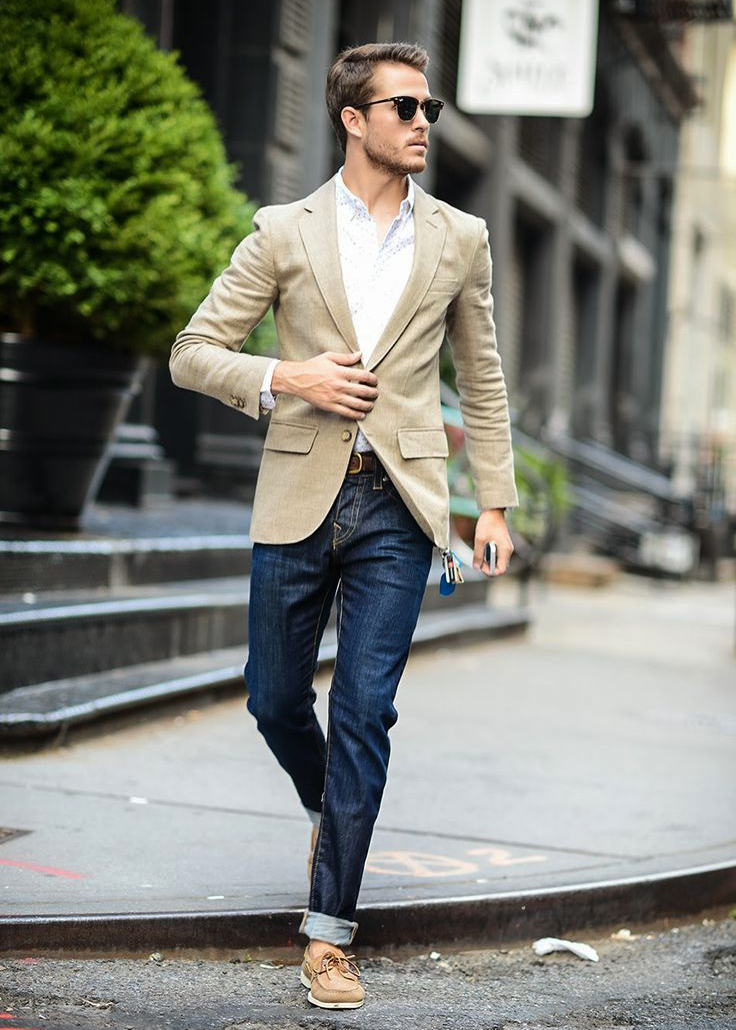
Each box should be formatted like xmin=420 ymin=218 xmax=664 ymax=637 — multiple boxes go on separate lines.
xmin=381 ymin=473 xmax=403 ymax=502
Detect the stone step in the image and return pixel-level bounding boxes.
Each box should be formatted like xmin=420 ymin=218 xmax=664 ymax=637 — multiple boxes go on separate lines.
xmin=0 ymin=534 xmax=253 ymax=594
xmin=0 ymin=577 xmax=251 ymax=691
xmin=0 ymin=563 xmax=492 ymax=691
xmin=0 ymin=601 xmax=530 ymax=738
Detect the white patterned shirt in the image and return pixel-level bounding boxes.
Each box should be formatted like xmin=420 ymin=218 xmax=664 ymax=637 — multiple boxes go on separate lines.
xmin=259 ymin=165 xmax=415 ymax=452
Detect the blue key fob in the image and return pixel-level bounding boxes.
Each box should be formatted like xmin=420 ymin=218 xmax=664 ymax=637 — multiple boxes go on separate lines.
xmin=439 ymin=549 xmax=462 ymax=595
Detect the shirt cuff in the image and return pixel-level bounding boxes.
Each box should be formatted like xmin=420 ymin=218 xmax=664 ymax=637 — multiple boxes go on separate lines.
xmin=259 ymin=357 xmax=281 ymax=410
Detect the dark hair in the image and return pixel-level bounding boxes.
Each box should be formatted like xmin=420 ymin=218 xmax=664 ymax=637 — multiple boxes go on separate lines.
xmin=325 ymin=42 xmax=429 ymax=153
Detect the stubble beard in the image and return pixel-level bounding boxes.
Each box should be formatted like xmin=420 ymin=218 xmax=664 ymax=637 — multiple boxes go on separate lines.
xmin=363 ymin=131 xmax=423 ymax=177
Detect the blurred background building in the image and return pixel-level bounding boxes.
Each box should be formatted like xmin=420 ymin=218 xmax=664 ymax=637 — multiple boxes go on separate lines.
xmin=111 ymin=0 xmax=735 ymax=573
xmin=660 ymin=15 xmax=736 ymax=554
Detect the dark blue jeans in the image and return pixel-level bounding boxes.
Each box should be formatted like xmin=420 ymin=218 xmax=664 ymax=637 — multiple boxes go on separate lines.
xmin=243 ymin=450 xmax=434 ymax=946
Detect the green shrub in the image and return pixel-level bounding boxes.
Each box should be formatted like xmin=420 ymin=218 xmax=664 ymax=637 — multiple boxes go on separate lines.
xmin=0 ymin=0 xmax=273 ymax=358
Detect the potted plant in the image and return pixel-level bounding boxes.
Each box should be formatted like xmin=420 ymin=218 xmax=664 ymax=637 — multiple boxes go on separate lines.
xmin=0 ymin=0 xmax=273 ymax=529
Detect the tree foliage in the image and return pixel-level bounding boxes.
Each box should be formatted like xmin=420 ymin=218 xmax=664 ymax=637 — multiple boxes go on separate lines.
xmin=0 ymin=0 xmax=266 ymax=357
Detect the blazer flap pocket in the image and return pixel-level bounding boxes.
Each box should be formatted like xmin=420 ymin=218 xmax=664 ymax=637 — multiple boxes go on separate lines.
xmin=427 ymin=277 xmax=460 ymax=293
xmin=263 ymin=420 xmax=318 ymax=454
xmin=397 ymin=427 xmax=449 ymax=459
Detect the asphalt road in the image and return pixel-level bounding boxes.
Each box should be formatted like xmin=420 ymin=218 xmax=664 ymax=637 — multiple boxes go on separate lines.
xmin=1 ymin=909 xmax=735 ymax=1029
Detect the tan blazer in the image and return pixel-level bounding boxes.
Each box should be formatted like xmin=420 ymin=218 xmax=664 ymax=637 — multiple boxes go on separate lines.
xmin=169 ymin=176 xmax=519 ymax=553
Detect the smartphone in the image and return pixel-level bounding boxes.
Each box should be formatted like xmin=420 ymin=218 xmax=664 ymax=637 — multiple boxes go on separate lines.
xmin=483 ymin=541 xmax=497 ymax=575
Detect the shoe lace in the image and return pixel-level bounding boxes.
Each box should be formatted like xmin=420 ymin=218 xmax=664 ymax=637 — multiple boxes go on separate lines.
xmin=316 ymin=950 xmax=360 ymax=980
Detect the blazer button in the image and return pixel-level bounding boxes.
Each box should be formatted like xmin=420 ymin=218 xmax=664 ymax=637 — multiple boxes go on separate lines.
xmin=341 ymin=430 xmax=352 ymax=441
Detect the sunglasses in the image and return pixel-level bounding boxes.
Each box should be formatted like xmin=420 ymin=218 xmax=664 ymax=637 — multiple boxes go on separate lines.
xmin=352 ymin=95 xmax=444 ymax=123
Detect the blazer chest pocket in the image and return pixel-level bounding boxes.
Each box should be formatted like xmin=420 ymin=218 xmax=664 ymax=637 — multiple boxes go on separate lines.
xmin=397 ymin=427 xmax=449 ymax=459
xmin=263 ymin=419 xmax=319 ymax=454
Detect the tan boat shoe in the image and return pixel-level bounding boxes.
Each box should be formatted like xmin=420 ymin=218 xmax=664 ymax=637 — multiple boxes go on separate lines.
xmin=307 ymin=824 xmax=319 ymax=881
xmin=299 ymin=944 xmax=365 ymax=1008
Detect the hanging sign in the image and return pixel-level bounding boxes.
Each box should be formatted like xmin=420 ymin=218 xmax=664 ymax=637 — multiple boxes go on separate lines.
xmin=456 ymin=0 xmax=600 ymax=117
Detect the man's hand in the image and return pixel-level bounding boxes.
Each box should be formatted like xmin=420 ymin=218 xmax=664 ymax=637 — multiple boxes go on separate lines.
xmin=473 ymin=508 xmax=513 ymax=577
xmin=271 ymin=350 xmax=378 ymax=420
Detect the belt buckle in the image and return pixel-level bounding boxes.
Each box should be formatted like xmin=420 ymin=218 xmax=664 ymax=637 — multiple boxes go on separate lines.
xmin=350 ymin=451 xmax=363 ymax=474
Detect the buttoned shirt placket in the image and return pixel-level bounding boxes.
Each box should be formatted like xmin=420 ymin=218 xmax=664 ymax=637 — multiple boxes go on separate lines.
xmin=259 ymin=168 xmax=415 ymax=455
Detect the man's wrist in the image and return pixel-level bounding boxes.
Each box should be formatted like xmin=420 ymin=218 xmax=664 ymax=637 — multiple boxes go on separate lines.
xmin=271 ymin=358 xmax=299 ymax=397
xmin=482 ymin=507 xmax=507 ymax=516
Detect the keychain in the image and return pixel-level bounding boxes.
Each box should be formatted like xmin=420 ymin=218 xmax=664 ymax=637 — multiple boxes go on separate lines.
xmin=439 ymin=547 xmax=464 ymax=595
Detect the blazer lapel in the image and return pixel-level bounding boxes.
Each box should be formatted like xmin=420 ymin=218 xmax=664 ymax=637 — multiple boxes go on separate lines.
xmin=298 ymin=176 xmax=447 ymax=369
xmin=299 ymin=179 xmax=359 ymax=354
xmin=364 ymin=182 xmax=446 ymax=372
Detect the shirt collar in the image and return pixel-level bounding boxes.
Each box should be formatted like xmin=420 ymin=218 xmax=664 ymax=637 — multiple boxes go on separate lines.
xmin=334 ymin=165 xmax=414 ymax=220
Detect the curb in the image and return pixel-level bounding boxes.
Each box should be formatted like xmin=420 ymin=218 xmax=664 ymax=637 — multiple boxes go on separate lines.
xmin=3 ymin=859 xmax=734 ymax=955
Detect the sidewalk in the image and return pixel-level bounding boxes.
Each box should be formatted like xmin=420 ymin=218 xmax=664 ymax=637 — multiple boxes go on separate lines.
xmin=2 ymin=573 xmax=735 ymax=951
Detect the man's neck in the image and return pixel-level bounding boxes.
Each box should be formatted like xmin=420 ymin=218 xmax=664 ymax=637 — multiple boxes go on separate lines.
xmin=339 ymin=162 xmax=409 ymax=219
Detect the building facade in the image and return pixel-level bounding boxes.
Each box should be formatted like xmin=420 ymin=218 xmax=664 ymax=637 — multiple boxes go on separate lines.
xmin=115 ymin=0 xmax=703 ymax=510
xmin=660 ymin=17 xmax=736 ymax=519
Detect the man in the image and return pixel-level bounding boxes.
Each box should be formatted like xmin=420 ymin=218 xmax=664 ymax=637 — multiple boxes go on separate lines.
xmin=169 ymin=41 xmax=518 ymax=1010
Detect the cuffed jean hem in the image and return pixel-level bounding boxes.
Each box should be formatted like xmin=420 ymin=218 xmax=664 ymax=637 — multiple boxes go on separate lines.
xmin=299 ymin=908 xmax=358 ymax=946
xmin=304 ymin=806 xmax=322 ymax=828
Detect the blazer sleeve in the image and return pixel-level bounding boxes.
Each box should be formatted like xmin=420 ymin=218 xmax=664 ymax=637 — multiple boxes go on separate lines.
xmin=445 ymin=217 xmax=519 ymax=511
xmin=168 ymin=206 xmax=279 ymax=421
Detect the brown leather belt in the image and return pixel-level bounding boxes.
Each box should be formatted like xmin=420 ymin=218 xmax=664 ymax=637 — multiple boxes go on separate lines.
xmin=346 ymin=450 xmax=377 ymax=474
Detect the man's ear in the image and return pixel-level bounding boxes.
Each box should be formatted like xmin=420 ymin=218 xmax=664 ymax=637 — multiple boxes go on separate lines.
xmin=341 ymin=105 xmax=364 ymax=144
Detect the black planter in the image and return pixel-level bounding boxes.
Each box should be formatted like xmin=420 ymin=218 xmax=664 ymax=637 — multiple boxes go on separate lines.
xmin=0 ymin=332 xmax=146 ymax=531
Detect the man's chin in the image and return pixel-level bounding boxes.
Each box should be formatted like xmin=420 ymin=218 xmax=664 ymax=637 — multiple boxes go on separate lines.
xmin=397 ymin=151 xmax=427 ymax=173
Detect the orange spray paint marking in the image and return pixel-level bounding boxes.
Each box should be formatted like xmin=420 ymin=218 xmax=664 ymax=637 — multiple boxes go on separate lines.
xmin=466 ymin=846 xmax=548 ymax=866
xmin=0 ymin=858 xmax=84 ymax=878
